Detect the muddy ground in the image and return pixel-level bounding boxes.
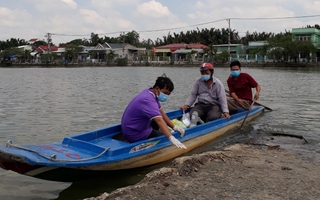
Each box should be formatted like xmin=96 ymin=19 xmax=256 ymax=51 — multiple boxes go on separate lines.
xmin=85 ymin=135 xmax=320 ymax=200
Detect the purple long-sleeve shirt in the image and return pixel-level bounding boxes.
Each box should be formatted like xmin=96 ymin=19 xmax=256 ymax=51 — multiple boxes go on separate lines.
xmin=185 ymin=77 xmax=229 ymax=113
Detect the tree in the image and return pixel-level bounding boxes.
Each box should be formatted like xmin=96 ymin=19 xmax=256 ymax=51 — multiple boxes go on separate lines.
xmin=203 ymin=45 xmax=217 ymax=62
xmin=63 ymin=44 xmax=83 ymax=62
xmin=106 ymin=50 xmax=115 ymax=64
xmin=263 ymin=34 xmax=317 ymax=62
xmin=23 ymin=49 xmax=31 ymax=62
xmin=88 ymin=50 xmax=95 ymax=59
xmin=0 ymin=47 xmax=24 ymax=62
xmin=124 ymin=30 xmax=140 ymax=46
xmin=214 ymin=51 xmax=230 ymax=63
xmin=90 ymin=32 xmax=102 ymax=46
xmin=140 ymin=38 xmax=154 ymax=49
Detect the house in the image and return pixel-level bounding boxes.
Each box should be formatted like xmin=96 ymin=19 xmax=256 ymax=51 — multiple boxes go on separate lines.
xmin=29 ymin=45 xmax=62 ymax=63
xmin=212 ymin=44 xmax=244 ymax=55
xmin=154 ymin=43 xmax=209 ymax=61
xmin=78 ymin=46 xmax=95 ymax=61
xmin=34 ymin=45 xmax=59 ymax=54
xmin=292 ymin=27 xmax=320 ymax=59
xmin=245 ymin=41 xmax=267 ymax=52
xmin=28 ymin=38 xmax=38 ymax=44
xmin=17 ymin=45 xmax=33 ymax=51
xmin=90 ymin=42 xmax=146 ymax=61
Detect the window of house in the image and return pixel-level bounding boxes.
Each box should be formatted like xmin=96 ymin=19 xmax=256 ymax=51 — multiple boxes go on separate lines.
xmin=296 ymin=35 xmax=311 ymax=41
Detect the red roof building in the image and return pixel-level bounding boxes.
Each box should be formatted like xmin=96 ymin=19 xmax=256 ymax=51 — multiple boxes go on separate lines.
xmin=155 ymin=43 xmax=209 ymax=52
xmin=28 ymin=38 xmax=38 ymax=44
xmin=35 ymin=45 xmax=59 ymax=53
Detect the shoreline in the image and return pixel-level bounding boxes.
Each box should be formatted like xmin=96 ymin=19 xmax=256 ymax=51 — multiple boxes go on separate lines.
xmin=1 ymin=62 xmax=320 ymax=68
xmin=84 ymin=135 xmax=319 ymax=200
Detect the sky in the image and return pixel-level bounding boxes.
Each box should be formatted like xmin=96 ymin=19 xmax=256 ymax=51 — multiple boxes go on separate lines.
xmin=1 ymin=0 xmax=320 ymax=45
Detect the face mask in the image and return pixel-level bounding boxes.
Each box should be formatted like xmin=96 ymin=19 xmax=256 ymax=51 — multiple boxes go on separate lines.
xmin=157 ymin=89 xmax=168 ymax=102
xmin=231 ymin=70 xmax=240 ymax=77
xmin=201 ymin=75 xmax=211 ymax=81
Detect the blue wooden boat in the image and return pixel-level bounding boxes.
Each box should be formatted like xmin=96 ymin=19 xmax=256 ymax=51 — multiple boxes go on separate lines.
xmin=0 ymin=106 xmax=264 ymax=182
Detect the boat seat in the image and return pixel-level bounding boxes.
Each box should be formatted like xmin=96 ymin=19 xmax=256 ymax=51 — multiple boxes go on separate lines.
xmin=112 ymin=133 xmax=129 ymax=142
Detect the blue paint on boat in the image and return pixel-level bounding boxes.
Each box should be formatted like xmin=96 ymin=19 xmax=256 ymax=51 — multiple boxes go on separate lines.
xmin=0 ymin=106 xmax=264 ymax=181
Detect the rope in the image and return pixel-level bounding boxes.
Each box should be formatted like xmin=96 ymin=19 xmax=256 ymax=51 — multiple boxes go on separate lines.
xmin=6 ymin=140 xmax=110 ymax=162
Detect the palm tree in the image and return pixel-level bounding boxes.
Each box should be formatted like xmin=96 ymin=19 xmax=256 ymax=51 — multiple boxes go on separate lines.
xmin=203 ymin=45 xmax=217 ymax=62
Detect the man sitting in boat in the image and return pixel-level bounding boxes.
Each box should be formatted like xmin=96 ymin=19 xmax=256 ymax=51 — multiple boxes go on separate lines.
xmin=121 ymin=76 xmax=187 ymax=149
xmin=180 ymin=63 xmax=230 ymax=123
xmin=227 ymin=60 xmax=261 ymax=113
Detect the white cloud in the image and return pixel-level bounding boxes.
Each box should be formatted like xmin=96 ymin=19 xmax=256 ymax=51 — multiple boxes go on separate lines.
xmin=0 ymin=0 xmax=319 ymax=44
xmin=298 ymin=0 xmax=320 ymax=13
xmin=137 ymin=0 xmax=171 ymax=18
xmin=61 ymin=0 xmax=77 ymax=9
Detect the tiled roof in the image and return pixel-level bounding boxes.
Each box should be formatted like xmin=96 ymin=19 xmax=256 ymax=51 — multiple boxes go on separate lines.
xmin=109 ymin=43 xmax=126 ymax=49
xmin=29 ymin=38 xmax=38 ymax=43
xmin=156 ymin=43 xmax=209 ymax=51
xmin=36 ymin=45 xmax=59 ymax=53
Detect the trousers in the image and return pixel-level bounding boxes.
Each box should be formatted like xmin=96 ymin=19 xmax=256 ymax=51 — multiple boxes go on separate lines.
xmin=227 ymin=97 xmax=251 ymax=113
xmin=190 ymin=102 xmax=222 ymax=122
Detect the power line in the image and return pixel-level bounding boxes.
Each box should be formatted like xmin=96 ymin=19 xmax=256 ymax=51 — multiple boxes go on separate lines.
xmin=50 ymin=14 xmax=320 ymax=37
xmin=230 ymin=14 xmax=320 ymax=20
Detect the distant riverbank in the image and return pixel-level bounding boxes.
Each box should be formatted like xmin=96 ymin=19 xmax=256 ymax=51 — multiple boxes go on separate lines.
xmin=1 ymin=61 xmax=320 ymax=68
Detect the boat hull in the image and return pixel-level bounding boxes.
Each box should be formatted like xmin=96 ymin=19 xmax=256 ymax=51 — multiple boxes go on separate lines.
xmin=0 ymin=106 xmax=264 ymax=182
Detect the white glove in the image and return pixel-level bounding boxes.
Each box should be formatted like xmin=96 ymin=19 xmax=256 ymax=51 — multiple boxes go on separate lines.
xmin=169 ymin=136 xmax=187 ymax=149
xmin=173 ymin=126 xmax=185 ymax=137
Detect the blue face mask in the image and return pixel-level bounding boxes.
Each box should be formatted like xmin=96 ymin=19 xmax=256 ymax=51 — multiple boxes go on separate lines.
xmin=231 ymin=70 xmax=240 ymax=77
xmin=157 ymin=89 xmax=168 ymax=102
xmin=201 ymin=75 xmax=211 ymax=81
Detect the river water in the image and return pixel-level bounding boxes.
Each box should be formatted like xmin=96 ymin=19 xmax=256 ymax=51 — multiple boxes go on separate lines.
xmin=0 ymin=66 xmax=319 ymax=200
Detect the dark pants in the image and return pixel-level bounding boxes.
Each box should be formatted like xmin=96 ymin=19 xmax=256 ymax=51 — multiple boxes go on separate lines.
xmin=190 ymin=102 xmax=222 ymax=122
xmin=147 ymin=120 xmax=163 ymax=139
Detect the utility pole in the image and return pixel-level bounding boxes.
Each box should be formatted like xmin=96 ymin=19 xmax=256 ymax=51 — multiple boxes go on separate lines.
xmin=45 ymin=33 xmax=52 ymax=53
xmin=122 ymin=31 xmax=125 ymax=56
xmin=227 ymin=19 xmax=230 ymax=55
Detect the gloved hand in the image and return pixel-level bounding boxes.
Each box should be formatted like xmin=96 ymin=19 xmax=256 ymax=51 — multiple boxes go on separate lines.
xmin=173 ymin=126 xmax=185 ymax=137
xmin=169 ymin=135 xmax=187 ymax=149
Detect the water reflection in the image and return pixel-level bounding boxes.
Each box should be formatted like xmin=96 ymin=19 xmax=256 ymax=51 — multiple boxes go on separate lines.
xmin=55 ymin=163 xmax=171 ymax=200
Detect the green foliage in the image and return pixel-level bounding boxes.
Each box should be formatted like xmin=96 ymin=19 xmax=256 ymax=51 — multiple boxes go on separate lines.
xmin=145 ymin=61 xmax=151 ymax=66
xmin=88 ymin=51 xmax=95 ymax=59
xmin=63 ymin=44 xmax=83 ymax=62
xmin=203 ymin=45 xmax=217 ymax=62
xmin=2 ymin=23 xmax=320 ymax=50
xmin=124 ymin=30 xmax=140 ymax=47
xmin=107 ymin=50 xmax=115 ymax=61
xmin=33 ymin=40 xmax=47 ymax=46
xmin=0 ymin=47 xmax=23 ymax=58
xmin=40 ymin=53 xmax=54 ymax=63
xmin=305 ymin=24 xmax=320 ymax=30
xmin=0 ymin=38 xmax=28 ymax=51
xmin=140 ymin=39 xmax=154 ymax=49
xmin=1 ymin=23 xmax=320 ymax=64
xmin=214 ymin=51 xmax=230 ymax=63
xmin=248 ymin=48 xmax=262 ymax=55
xmin=116 ymin=58 xmax=128 ymax=66
xmin=66 ymin=39 xmax=84 ymax=46
xmin=263 ymin=35 xmax=317 ymax=62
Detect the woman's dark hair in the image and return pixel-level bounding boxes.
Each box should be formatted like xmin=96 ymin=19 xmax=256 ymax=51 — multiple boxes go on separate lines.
xmin=153 ymin=77 xmax=174 ymax=92
xmin=230 ymin=60 xmax=241 ymax=69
